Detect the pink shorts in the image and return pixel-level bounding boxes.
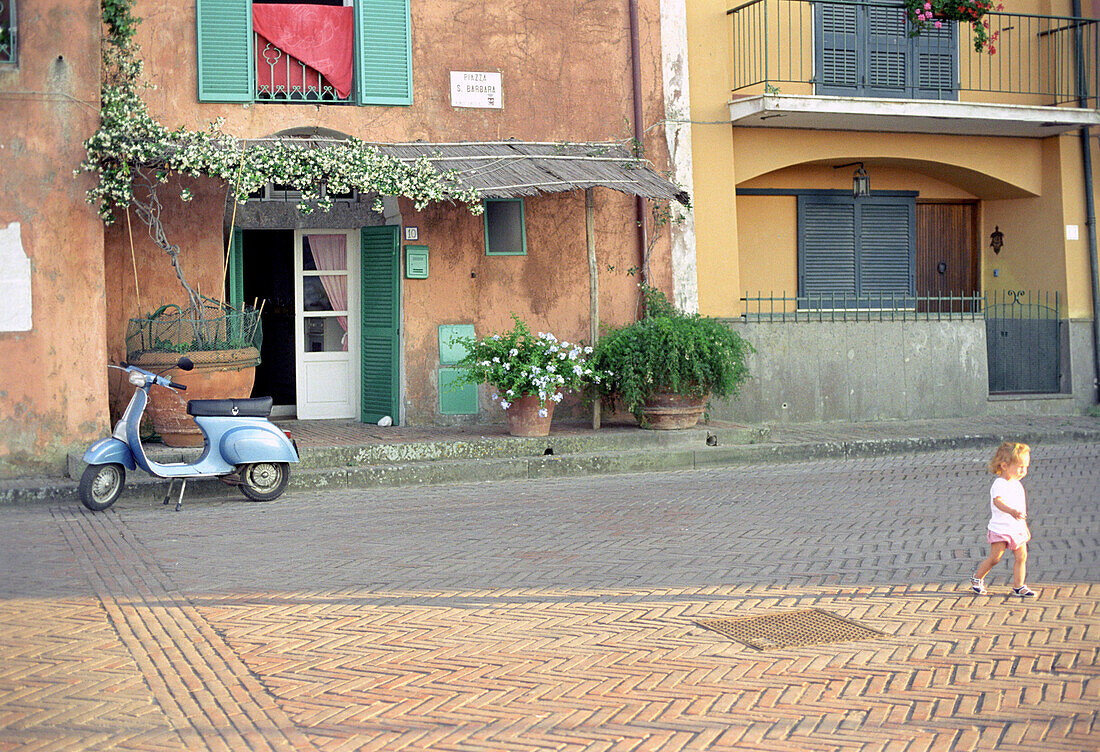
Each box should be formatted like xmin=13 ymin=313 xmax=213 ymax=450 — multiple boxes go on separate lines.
xmin=988 ymin=529 xmax=1030 ymax=550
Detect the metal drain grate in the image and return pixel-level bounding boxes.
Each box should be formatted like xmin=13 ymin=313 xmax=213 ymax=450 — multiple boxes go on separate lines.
xmin=695 ymin=608 xmax=885 ymax=651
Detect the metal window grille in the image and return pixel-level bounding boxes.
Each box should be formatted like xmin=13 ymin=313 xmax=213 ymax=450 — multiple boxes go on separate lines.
xmin=0 ymin=1 xmax=16 ymax=65
xmin=255 ymin=33 xmax=351 ymax=103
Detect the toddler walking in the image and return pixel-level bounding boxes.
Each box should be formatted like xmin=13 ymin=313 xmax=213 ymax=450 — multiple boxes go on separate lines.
xmin=970 ymin=441 xmax=1037 ymax=598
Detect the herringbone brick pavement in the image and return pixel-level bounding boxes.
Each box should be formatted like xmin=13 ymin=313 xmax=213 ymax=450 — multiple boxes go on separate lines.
xmin=0 ymin=442 xmax=1097 ymax=750
xmin=193 ymin=582 xmax=1098 ymax=752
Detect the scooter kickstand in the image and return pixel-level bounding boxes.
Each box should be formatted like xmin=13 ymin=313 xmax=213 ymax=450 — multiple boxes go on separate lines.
xmin=162 ymin=479 xmax=176 ymax=506
xmin=174 ymin=479 xmax=187 ymax=512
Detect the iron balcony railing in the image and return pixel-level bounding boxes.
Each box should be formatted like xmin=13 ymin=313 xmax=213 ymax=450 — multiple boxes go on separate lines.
xmin=0 ymin=1 xmax=16 ymax=65
xmin=727 ymin=0 xmax=1099 ymax=108
xmin=255 ymin=32 xmax=350 ymax=103
xmin=740 ymin=290 xmax=1060 ymax=321
xmin=741 ymin=291 xmax=985 ymax=321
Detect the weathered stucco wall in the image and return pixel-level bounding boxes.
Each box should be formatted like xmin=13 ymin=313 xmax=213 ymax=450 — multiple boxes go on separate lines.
xmin=96 ymin=0 xmax=677 ymax=426
xmin=133 ymin=0 xmax=670 ymax=149
xmin=0 ymin=0 xmax=107 ymax=476
xmin=710 ymin=320 xmax=992 ymax=424
xmin=398 ymin=190 xmax=655 ymax=425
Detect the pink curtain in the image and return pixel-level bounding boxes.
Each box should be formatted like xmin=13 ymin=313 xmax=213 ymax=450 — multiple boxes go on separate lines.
xmin=306 ymin=234 xmax=348 ymax=351
xmin=253 ymin=4 xmax=354 ymax=99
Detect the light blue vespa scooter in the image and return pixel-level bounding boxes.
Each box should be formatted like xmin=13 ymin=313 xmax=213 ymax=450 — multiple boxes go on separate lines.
xmin=79 ymin=357 xmax=299 ymax=511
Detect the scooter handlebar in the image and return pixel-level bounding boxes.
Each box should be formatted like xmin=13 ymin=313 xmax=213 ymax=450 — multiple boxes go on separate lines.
xmin=168 ymin=381 xmax=187 ymax=391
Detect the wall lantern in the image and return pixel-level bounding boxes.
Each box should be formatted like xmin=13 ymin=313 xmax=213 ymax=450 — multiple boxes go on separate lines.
xmin=834 ymin=161 xmax=870 ymax=198
xmin=990 ymin=226 xmax=1004 ymax=254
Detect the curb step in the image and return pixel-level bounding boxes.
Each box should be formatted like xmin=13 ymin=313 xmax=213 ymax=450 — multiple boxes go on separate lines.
xmin=4 ymin=424 xmax=1094 ymax=507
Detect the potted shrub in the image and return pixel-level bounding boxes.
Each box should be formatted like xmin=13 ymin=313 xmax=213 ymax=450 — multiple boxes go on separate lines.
xmin=453 ymin=315 xmax=600 ymax=436
xmin=588 ymin=285 xmax=753 ymax=429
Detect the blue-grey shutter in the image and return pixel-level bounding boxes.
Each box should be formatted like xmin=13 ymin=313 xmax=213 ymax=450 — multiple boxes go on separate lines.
xmin=360 ymin=226 xmax=400 ymax=423
xmin=865 ymin=5 xmax=908 ymax=96
xmin=913 ymin=22 xmax=957 ymax=99
xmin=816 ymin=2 xmax=859 ymax=95
xmin=196 ymin=0 xmax=253 ymax=102
xmin=356 ymin=0 xmax=412 ymax=105
xmin=858 ymin=201 xmax=914 ymax=303
xmin=799 ymin=197 xmax=857 ymax=306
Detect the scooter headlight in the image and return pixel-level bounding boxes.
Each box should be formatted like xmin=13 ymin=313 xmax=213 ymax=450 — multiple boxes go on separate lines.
xmin=129 ymin=371 xmax=148 ymax=387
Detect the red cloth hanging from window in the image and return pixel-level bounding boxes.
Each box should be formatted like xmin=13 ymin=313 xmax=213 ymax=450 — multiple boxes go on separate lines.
xmin=252 ymin=4 xmax=354 ymax=100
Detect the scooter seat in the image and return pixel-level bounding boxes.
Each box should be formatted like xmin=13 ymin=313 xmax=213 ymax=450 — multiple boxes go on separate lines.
xmin=187 ymin=397 xmax=274 ymax=418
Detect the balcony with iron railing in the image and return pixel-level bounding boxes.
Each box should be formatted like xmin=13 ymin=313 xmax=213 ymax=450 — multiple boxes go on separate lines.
xmin=726 ymin=0 xmax=1099 ymax=136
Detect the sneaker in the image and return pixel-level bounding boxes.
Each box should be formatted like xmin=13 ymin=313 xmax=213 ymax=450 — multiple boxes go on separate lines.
xmin=970 ymin=577 xmax=986 ymax=594
xmin=1012 ymin=585 xmax=1037 ymax=598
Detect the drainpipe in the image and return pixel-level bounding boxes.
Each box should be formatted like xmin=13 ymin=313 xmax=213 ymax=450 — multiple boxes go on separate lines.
xmin=1073 ymin=0 xmax=1100 ymax=404
xmin=629 ymin=0 xmax=650 ymax=294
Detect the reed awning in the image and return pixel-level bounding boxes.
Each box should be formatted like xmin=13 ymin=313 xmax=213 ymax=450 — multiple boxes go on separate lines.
xmin=375 ymin=141 xmax=690 ymax=206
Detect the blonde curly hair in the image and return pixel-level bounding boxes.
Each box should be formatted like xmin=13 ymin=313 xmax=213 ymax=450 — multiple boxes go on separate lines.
xmin=988 ymin=441 xmax=1030 ymax=475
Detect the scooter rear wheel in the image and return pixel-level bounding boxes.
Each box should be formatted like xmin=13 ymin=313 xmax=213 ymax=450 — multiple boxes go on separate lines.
xmin=79 ymin=463 xmax=126 ymax=511
xmin=238 ymin=462 xmax=290 ymax=501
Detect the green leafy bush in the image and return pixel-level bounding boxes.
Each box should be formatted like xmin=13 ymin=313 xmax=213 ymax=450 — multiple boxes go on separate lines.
xmin=588 ymin=285 xmax=753 ymax=421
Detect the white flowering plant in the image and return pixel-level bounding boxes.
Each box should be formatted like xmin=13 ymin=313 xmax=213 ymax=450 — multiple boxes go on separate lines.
xmin=81 ymin=0 xmax=482 ymax=223
xmin=453 ymin=315 xmax=604 ymax=415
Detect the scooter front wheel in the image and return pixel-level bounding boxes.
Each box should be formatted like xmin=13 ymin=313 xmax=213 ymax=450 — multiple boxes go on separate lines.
xmin=238 ymin=462 xmax=290 ymax=502
xmin=79 ymin=463 xmax=126 ymax=511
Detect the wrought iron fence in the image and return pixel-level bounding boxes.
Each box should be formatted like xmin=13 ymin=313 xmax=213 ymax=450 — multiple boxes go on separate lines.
xmin=255 ymin=33 xmax=350 ymax=103
xmin=740 ymin=291 xmax=985 ymax=321
xmin=727 ymin=0 xmax=1099 ymax=107
xmin=0 ymin=1 xmax=15 ymax=65
xmin=985 ymin=289 xmax=1060 ymax=393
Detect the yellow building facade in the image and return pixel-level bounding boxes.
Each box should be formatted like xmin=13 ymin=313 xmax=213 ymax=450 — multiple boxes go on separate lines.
xmin=672 ymin=0 xmax=1100 ymax=421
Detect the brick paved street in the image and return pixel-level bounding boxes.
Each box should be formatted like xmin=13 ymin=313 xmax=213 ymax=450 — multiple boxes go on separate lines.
xmin=1 ymin=442 xmax=1098 ymax=750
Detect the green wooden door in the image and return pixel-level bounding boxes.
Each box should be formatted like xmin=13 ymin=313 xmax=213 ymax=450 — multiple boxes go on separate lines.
xmin=360 ymin=226 xmax=400 ymax=423
xmin=227 ymin=228 xmax=244 ymax=309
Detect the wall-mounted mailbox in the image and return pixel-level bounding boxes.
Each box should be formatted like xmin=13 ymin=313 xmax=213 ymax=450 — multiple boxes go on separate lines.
xmin=405 ymin=245 xmax=429 ymax=279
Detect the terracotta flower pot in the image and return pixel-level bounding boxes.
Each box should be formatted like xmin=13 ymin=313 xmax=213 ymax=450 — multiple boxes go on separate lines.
xmin=129 ymin=347 xmax=260 ymax=447
xmin=640 ymin=392 xmax=707 ymax=430
xmin=505 ymin=394 xmax=556 ymax=437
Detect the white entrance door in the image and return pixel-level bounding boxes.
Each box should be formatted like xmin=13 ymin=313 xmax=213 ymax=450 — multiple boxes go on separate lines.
xmin=294 ymin=230 xmax=359 ymax=419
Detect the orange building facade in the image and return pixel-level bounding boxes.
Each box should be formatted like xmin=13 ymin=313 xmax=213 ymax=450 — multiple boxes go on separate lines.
xmin=1 ymin=0 xmax=682 ymax=475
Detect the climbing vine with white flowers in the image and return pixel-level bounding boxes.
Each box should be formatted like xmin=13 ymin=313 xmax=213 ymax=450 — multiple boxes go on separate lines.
xmin=80 ymin=0 xmax=481 ymax=224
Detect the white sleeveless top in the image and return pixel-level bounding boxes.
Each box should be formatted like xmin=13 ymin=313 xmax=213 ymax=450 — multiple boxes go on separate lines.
xmin=987 ymin=476 xmax=1027 ymax=537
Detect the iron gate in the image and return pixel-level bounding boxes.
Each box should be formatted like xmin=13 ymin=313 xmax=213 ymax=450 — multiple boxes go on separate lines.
xmin=986 ymin=291 xmax=1061 ymax=394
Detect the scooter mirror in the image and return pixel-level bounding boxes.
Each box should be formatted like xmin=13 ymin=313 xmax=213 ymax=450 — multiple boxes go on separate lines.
xmin=177 ymin=357 xmax=195 ymax=371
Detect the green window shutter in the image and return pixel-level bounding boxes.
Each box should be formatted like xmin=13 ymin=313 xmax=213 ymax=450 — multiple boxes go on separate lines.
xmin=356 ymin=0 xmax=413 ymax=105
xmin=360 ymin=226 xmax=401 ymax=424
xmin=227 ymin=228 xmax=244 ymax=309
xmin=196 ymin=0 xmax=253 ymax=102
